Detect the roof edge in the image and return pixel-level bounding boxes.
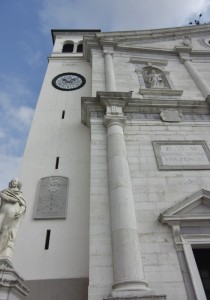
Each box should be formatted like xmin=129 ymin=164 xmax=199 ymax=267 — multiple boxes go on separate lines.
xmin=51 ymin=29 xmax=101 ymax=44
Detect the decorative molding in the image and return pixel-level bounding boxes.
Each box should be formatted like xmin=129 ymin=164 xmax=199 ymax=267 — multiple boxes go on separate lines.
xmin=139 ymin=88 xmax=183 ymax=96
xmin=82 ymin=96 xmax=210 ymax=127
xmin=159 ymin=189 xmax=210 ymax=225
xmin=174 ymin=46 xmax=192 ymax=54
xmin=130 ymin=57 xmax=168 ymax=66
xmin=172 ymin=225 xmax=183 ymax=251
xmin=100 ymin=38 xmax=118 ymax=49
xmin=182 ymin=236 xmax=210 ymax=300
xmin=153 ymin=141 xmax=210 ymax=171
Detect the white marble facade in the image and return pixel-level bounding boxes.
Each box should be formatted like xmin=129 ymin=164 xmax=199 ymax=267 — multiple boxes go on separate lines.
xmin=12 ymin=25 xmax=210 ymax=300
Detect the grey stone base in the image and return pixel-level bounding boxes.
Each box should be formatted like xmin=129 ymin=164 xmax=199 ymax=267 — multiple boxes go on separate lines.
xmin=105 ymin=296 xmax=166 ymax=300
xmin=21 ymin=278 xmax=88 ymax=300
xmin=0 ymin=258 xmax=29 ymax=300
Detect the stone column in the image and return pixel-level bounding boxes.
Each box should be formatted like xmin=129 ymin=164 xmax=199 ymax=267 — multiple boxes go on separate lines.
xmin=175 ymin=48 xmax=210 ymax=101
xmin=183 ymin=58 xmax=210 ymax=100
xmin=104 ymin=51 xmax=116 ymax=91
xmin=103 ymin=105 xmax=150 ymax=298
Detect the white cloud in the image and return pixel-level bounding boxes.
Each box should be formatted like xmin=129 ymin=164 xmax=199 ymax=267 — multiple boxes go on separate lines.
xmin=17 ymin=41 xmax=44 ymax=68
xmin=0 ymin=87 xmax=33 ymax=190
xmin=0 ymin=75 xmax=33 ymax=99
xmin=0 ymin=154 xmax=21 ymax=191
xmin=0 ymin=91 xmax=34 ymax=131
xmin=39 ymin=0 xmax=210 ymax=33
xmin=16 ymin=106 xmax=34 ymax=128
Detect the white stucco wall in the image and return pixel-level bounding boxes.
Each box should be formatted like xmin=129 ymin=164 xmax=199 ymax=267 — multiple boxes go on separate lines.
xmin=13 ymin=55 xmax=91 ymax=280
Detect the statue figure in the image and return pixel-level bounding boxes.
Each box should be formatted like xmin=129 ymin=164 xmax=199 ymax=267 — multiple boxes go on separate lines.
xmin=146 ymin=69 xmax=164 ymax=88
xmin=183 ymin=35 xmax=192 ymax=46
xmin=0 ymin=179 xmax=26 ymax=258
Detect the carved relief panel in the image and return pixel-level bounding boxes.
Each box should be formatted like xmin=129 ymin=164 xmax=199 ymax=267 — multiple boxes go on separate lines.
xmin=34 ymin=176 xmax=69 ymax=219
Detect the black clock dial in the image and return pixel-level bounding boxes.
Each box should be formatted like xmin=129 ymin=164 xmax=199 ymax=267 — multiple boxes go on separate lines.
xmin=52 ymin=73 xmax=86 ymax=91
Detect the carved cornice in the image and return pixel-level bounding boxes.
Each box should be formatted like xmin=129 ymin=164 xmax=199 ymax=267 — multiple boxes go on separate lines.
xmin=99 ymin=38 xmax=118 ymax=49
xmin=139 ymin=88 xmax=183 ymax=97
xmin=83 ymin=24 xmax=210 ymax=62
xmin=97 ymin=91 xmax=132 ymax=102
xmin=96 ymin=24 xmax=210 ymax=42
xmin=82 ymin=95 xmax=210 ymax=127
xmin=130 ymin=57 xmax=168 ymax=66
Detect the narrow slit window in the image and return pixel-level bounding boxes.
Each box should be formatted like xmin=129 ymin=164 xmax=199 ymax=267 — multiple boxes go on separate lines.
xmin=55 ymin=157 xmax=59 ymax=169
xmin=62 ymin=110 xmax=65 ymax=119
xmin=45 ymin=230 xmax=51 ymax=250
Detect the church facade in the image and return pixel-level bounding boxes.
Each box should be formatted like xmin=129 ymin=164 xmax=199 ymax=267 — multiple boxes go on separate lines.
xmin=12 ymin=24 xmax=210 ymax=300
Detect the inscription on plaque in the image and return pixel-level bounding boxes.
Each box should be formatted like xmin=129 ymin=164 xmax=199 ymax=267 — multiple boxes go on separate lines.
xmin=153 ymin=141 xmax=210 ymax=170
xmin=34 ymin=176 xmax=69 ymax=219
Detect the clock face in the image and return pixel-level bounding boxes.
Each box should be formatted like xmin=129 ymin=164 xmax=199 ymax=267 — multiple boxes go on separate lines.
xmin=52 ymin=73 xmax=86 ymax=91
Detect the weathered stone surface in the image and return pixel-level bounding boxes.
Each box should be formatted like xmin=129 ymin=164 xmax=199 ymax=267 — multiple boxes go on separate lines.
xmin=0 ymin=258 xmax=29 ymax=299
xmin=34 ymin=176 xmax=68 ymax=219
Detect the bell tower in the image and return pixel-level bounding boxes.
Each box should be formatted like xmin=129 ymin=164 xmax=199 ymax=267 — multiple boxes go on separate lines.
xmin=12 ymin=30 xmax=100 ymax=300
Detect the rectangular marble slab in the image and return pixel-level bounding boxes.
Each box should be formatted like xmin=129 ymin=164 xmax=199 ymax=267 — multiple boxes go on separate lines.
xmin=152 ymin=141 xmax=210 ymax=170
xmin=34 ymin=176 xmax=69 ymax=219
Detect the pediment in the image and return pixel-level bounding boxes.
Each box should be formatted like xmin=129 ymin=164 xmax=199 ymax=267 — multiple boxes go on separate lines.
xmin=159 ymin=189 xmax=210 ymax=225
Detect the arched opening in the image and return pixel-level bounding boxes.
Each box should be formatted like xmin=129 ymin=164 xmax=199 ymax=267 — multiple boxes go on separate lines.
xmin=62 ymin=42 xmax=74 ymax=53
xmin=77 ymin=43 xmax=83 ymax=53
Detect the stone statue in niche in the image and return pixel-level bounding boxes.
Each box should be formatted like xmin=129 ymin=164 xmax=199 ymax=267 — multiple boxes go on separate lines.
xmin=143 ymin=67 xmax=168 ymax=89
xmin=0 ymin=179 xmax=26 ymax=258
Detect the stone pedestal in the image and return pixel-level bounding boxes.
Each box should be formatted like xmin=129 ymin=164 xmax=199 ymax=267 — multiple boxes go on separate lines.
xmin=105 ymin=296 xmax=166 ymax=300
xmin=0 ymin=258 xmax=29 ymax=300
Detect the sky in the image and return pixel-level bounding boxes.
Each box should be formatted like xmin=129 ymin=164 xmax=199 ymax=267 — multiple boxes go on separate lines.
xmin=0 ymin=0 xmax=210 ymax=190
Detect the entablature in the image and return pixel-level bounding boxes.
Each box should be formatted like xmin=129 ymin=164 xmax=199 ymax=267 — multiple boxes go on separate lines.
xmin=81 ymin=92 xmax=210 ymax=127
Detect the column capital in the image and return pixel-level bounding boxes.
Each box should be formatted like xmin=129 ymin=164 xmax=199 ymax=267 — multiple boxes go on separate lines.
xmin=100 ymin=38 xmax=117 ymax=49
xmin=174 ymin=46 xmax=192 ymax=64
xmin=103 ymin=115 xmax=127 ymax=129
xmin=174 ymin=45 xmax=192 ymax=54
xmin=180 ymin=56 xmax=192 ymax=64
xmin=98 ymin=91 xmax=132 ymax=114
xmin=103 ymin=50 xmax=114 ymax=57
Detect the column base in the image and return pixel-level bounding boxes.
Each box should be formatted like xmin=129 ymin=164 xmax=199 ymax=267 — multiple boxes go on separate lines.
xmin=111 ymin=280 xmax=152 ymax=298
xmin=0 ymin=257 xmax=29 ymax=300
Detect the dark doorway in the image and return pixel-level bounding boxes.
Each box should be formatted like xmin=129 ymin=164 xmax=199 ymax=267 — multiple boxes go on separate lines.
xmin=193 ymin=248 xmax=210 ymax=299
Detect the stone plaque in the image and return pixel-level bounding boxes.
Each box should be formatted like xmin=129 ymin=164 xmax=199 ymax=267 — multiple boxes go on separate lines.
xmin=34 ymin=176 xmax=69 ymax=219
xmin=153 ymin=141 xmax=210 ymax=170
xmin=160 ymin=109 xmax=182 ymax=122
